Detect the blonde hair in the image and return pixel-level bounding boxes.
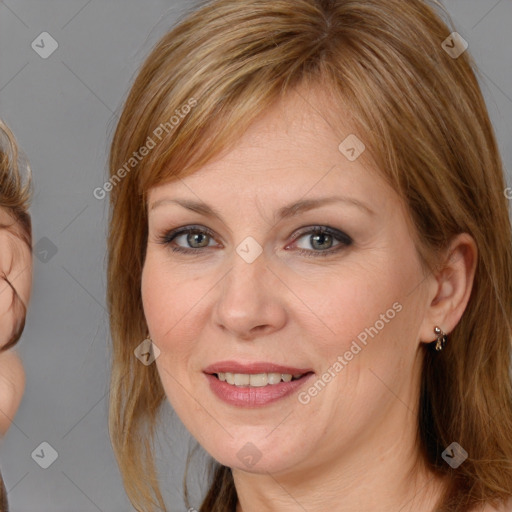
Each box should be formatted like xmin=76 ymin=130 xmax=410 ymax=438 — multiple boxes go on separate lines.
xmin=107 ymin=1 xmax=512 ymax=511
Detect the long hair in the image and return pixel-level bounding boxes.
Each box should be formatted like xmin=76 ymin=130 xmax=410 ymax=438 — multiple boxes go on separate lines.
xmin=107 ymin=1 xmax=512 ymax=510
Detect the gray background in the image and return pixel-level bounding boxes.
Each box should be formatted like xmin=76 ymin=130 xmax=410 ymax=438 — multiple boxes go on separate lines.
xmin=0 ymin=1 xmax=510 ymax=510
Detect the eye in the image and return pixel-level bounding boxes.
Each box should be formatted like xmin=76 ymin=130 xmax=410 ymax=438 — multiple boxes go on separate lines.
xmin=156 ymin=224 xmax=352 ymax=257
xmin=287 ymin=226 xmax=352 ymax=258
xmin=157 ymin=225 xmax=218 ymax=254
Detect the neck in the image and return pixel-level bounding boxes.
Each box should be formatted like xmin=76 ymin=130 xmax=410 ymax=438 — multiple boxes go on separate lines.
xmin=234 ymin=451 xmax=446 ymax=512
xmin=232 ymin=390 xmax=447 ymax=512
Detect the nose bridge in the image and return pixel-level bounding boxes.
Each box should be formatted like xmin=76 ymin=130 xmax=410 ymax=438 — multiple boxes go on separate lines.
xmin=221 ymin=236 xmax=269 ymax=312
xmin=212 ymin=237 xmax=285 ymax=338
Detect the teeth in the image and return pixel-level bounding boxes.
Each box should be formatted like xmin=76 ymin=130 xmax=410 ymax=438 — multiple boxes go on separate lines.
xmin=267 ymin=372 xmax=282 ymax=385
xmin=234 ymin=373 xmax=250 ymax=386
xmin=217 ymin=372 xmax=304 ymax=386
xmin=249 ymin=373 xmax=268 ymax=387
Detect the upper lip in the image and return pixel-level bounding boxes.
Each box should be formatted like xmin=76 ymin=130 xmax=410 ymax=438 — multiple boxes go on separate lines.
xmin=203 ymin=360 xmax=313 ymax=375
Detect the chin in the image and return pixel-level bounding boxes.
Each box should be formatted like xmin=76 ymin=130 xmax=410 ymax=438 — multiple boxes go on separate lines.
xmin=197 ymin=431 xmax=308 ymax=475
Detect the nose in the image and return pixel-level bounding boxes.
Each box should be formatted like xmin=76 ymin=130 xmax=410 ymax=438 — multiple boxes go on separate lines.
xmin=211 ymin=242 xmax=287 ymax=341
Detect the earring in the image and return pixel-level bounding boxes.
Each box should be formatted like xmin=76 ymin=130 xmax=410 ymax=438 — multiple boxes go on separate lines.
xmin=433 ymin=326 xmax=447 ymax=351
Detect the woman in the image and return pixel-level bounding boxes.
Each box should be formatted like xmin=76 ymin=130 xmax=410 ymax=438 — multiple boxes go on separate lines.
xmin=107 ymin=0 xmax=512 ymax=510
xmin=0 ymin=120 xmax=33 ymax=511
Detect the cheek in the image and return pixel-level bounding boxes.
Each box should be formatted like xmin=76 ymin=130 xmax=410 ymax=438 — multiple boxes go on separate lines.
xmin=141 ymin=252 xmax=212 ymax=372
xmin=142 ymin=253 xmax=191 ymax=337
xmin=310 ymin=247 xmax=424 ymax=396
xmin=141 ymin=256 xmax=198 ymax=415
xmin=306 ymin=260 xmax=407 ymax=357
xmin=296 ymin=266 xmax=423 ymax=451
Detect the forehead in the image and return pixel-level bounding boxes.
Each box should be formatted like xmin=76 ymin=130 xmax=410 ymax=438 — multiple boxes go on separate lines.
xmin=147 ymin=87 xmax=397 ymax=215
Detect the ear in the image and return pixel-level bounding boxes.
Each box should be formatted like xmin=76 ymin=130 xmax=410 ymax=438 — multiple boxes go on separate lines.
xmin=418 ymin=233 xmax=478 ymax=345
xmin=0 ymin=209 xmax=32 ymax=350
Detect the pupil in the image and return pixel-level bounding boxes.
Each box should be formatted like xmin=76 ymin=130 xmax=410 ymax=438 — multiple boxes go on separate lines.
xmin=189 ymin=232 xmax=208 ymax=248
xmin=312 ymin=233 xmax=332 ymax=250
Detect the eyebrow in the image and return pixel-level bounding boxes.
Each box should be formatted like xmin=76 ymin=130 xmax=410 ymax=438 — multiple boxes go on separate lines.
xmin=149 ymin=195 xmax=375 ymax=222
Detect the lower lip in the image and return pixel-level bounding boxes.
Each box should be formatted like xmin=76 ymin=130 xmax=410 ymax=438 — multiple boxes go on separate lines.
xmin=205 ymin=373 xmax=314 ymax=407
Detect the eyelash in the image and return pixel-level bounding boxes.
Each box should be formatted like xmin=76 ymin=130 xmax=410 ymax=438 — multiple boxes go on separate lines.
xmin=156 ymin=224 xmax=353 ymax=258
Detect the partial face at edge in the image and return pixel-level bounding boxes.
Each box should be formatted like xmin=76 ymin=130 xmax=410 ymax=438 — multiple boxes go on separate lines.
xmin=141 ymin=87 xmax=432 ymax=475
xmin=0 ymin=207 xmax=32 ymax=436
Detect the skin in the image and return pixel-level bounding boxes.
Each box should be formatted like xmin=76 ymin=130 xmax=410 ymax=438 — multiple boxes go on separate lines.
xmin=141 ymin=85 xmax=481 ymax=511
xmin=0 ymin=207 xmax=31 ymax=437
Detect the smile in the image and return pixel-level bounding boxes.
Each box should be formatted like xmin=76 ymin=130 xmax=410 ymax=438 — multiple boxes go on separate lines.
xmin=215 ymin=372 xmax=306 ymax=387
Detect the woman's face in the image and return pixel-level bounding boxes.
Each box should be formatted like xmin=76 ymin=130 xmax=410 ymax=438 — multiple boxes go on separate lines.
xmin=141 ymin=88 xmax=434 ymax=476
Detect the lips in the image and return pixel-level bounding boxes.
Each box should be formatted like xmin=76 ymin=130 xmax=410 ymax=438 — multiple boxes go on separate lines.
xmin=203 ymin=360 xmax=313 ymax=375
xmin=205 ymin=372 xmax=314 ymax=407
xmin=203 ymin=360 xmax=315 ymax=407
